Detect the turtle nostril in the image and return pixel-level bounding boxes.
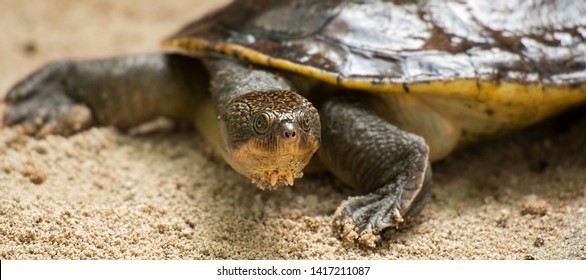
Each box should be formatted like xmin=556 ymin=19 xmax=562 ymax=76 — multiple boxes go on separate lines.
xmin=283 ymin=130 xmax=297 ymax=139
xmin=280 ymin=122 xmax=299 ymax=140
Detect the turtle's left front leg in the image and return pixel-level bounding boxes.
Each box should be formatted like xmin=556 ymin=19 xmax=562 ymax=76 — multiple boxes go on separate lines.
xmin=317 ymin=93 xmax=431 ymax=247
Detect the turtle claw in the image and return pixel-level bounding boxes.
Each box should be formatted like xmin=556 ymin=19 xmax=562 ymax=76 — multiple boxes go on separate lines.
xmin=4 ymin=95 xmax=93 ymax=138
xmin=3 ymin=62 xmax=94 ymax=137
xmin=333 ymin=167 xmax=431 ymax=248
xmin=339 ymin=193 xmax=404 ymax=229
xmin=334 ymin=216 xmax=382 ymax=248
xmin=333 ymin=193 xmax=404 ymax=248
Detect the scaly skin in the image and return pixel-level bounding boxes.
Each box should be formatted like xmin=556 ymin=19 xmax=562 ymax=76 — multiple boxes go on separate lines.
xmin=4 ymin=54 xmax=207 ymax=135
xmin=317 ymin=93 xmax=431 ymax=246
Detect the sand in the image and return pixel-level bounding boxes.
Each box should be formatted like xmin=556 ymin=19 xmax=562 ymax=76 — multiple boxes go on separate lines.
xmin=0 ymin=0 xmax=585 ymax=260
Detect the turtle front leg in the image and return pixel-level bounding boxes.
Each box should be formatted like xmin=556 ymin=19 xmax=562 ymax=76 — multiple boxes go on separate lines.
xmin=3 ymin=54 xmax=207 ymax=136
xmin=318 ymin=93 xmax=431 ymax=247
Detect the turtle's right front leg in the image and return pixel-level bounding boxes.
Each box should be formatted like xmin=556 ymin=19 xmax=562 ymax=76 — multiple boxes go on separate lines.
xmin=3 ymin=54 xmax=208 ymax=136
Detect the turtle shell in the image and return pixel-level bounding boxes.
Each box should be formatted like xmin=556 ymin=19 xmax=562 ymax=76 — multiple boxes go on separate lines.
xmin=166 ymin=0 xmax=585 ymax=90
xmin=164 ymin=0 xmax=586 ymax=154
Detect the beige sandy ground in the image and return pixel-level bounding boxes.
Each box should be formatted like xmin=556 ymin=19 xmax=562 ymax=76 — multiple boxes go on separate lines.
xmin=0 ymin=0 xmax=585 ymax=260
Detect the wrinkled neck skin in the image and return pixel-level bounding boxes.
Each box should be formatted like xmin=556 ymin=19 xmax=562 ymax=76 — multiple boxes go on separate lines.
xmin=204 ymin=56 xmax=296 ymax=111
xmin=202 ymin=57 xmax=321 ymax=189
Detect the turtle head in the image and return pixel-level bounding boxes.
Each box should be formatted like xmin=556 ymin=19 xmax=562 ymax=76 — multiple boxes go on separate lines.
xmin=219 ymin=90 xmax=321 ymax=189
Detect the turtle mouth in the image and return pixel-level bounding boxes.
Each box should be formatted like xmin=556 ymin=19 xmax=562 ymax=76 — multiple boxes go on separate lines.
xmin=230 ymin=132 xmax=320 ymax=190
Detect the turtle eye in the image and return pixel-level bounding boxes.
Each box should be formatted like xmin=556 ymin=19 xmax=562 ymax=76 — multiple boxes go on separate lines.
xmin=300 ymin=115 xmax=311 ymax=132
xmin=253 ymin=112 xmax=271 ymax=134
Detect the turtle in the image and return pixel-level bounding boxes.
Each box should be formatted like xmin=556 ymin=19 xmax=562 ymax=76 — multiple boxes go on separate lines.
xmin=3 ymin=0 xmax=586 ymax=246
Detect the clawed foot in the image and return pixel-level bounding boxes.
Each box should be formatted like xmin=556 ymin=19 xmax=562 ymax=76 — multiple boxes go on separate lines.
xmin=2 ymin=62 xmax=93 ymax=137
xmin=333 ymin=194 xmax=402 ymax=248
xmin=333 ymin=167 xmax=431 ymax=248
